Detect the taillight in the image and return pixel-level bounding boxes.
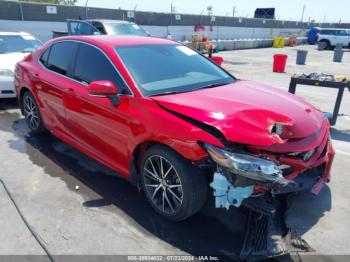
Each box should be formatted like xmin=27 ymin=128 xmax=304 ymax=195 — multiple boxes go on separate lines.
xmin=15 ymin=64 xmax=20 ymax=78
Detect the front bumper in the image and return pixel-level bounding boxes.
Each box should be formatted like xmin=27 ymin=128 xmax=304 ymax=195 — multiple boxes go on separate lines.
xmin=0 ymin=76 xmax=16 ymax=98
xmin=210 ymin=122 xmax=335 ymax=211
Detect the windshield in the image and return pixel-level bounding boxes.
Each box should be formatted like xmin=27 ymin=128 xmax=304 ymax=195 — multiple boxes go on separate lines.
xmin=0 ymin=35 xmax=41 ymax=54
xmin=115 ymin=44 xmax=235 ymax=96
xmin=104 ymin=23 xmax=148 ymax=36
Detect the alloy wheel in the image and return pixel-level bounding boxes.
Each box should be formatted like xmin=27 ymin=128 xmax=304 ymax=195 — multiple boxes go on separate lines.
xmin=143 ymin=155 xmax=183 ymax=215
xmin=24 ymin=96 xmax=39 ymax=130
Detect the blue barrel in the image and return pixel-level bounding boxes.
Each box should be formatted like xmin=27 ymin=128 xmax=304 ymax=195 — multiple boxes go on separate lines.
xmin=307 ymin=27 xmax=321 ymax=45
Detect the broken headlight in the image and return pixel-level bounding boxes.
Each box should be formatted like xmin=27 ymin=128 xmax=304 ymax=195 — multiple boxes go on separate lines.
xmin=203 ymin=143 xmax=296 ymax=188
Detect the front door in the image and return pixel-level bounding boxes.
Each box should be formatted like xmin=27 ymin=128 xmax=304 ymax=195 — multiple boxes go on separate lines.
xmin=64 ymin=43 xmax=134 ymax=175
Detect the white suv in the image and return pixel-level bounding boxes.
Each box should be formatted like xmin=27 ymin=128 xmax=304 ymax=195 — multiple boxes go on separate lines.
xmin=0 ymin=32 xmax=41 ymax=98
xmin=317 ymin=28 xmax=350 ymax=49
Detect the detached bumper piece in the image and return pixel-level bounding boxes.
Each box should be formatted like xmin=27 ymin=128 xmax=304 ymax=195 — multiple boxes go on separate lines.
xmin=274 ymin=165 xmax=324 ymax=195
xmin=240 ymin=202 xmax=313 ymax=261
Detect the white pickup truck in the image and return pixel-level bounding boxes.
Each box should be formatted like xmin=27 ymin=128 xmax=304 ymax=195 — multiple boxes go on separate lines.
xmin=317 ymin=28 xmax=350 ymax=49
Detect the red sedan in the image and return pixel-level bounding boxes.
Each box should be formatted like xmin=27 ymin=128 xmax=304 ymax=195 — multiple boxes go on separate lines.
xmin=15 ymin=36 xmax=334 ymax=221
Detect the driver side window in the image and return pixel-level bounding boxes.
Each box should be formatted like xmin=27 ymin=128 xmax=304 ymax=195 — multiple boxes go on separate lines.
xmin=73 ymin=43 xmax=130 ymax=95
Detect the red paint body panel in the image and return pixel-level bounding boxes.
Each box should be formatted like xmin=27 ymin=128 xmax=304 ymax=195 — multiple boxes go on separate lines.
xmin=15 ymin=35 xmax=334 ymax=186
xmin=152 ymin=80 xmax=325 ymax=148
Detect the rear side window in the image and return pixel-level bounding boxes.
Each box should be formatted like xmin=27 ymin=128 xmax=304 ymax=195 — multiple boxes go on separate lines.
xmin=320 ymin=30 xmax=336 ymax=35
xmin=47 ymin=42 xmax=77 ymax=75
xmin=39 ymin=47 xmax=50 ymax=66
xmin=73 ymin=43 xmax=129 ymax=94
xmin=335 ymin=30 xmax=347 ymax=36
xmin=69 ymin=21 xmax=98 ymax=35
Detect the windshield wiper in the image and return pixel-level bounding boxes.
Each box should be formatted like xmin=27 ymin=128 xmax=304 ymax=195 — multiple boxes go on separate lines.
xmin=195 ymin=82 xmax=227 ymax=91
xmin=150 ymin=91 xmax=183 ymax=97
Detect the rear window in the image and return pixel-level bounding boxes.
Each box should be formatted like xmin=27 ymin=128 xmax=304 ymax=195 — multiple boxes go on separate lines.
xmin=104 ymin=23 xmax=148 ymax=36
xmin=46 ymin=42 xmax=77 ymax=75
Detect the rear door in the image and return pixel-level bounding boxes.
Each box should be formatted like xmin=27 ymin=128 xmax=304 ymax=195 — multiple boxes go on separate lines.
xmin=37 ymin=41 xmax=78 ymax=135
xmin=64 ymin=42 xmax=134 ymax=174
xmin=334 ymin=29 xmax=348 ymax=46
xmin=68 ymin=20 xmax=100 ymax=35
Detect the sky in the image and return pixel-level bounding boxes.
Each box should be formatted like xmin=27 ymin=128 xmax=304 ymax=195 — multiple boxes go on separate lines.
xmin=76 ymin=0 xmax=350 ymax=23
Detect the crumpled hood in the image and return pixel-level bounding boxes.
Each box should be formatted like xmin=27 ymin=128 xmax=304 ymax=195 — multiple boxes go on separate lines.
xmin=152 ymin=80 xmax=325 ymax=147
xmin=0 ymin=53 xmax=28 ymax=72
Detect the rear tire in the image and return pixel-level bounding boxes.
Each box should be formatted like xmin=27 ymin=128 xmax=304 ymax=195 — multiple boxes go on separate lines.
xmin=320 ymin=40 xmax=331 ymax=50
xmin=141 ymin=145 xmax=208 ymax=221
xmin=22 ymin=91 xmax=47 ymax=134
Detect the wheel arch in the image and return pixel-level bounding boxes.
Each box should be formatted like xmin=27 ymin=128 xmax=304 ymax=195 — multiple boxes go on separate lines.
xmin=18 ymin=86 xmax=32 ymax=115
xmin=129 ymin=139 xmax=207 ymax=187
xmin=130 ymin=140 xmax=175 ymax=187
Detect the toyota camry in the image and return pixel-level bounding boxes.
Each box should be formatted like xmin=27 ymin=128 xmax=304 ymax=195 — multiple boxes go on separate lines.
xmin=15 ymin=36 xmax=335 ymax=221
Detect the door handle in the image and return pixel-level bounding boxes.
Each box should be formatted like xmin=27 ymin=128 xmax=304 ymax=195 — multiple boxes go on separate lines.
xmin=64 ymin=88 xmax=75 ymax=94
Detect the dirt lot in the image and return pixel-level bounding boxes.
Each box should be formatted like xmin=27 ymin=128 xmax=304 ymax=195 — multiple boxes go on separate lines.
xmin=0 ymin=45 xmax=349 ymax=261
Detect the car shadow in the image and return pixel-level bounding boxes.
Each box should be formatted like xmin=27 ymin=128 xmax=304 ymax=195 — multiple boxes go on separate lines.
xmin=0 ymin=111 xmax=334 ymax=260
xmin=285 ymin=185 xmax=332 ymax=236
xmin=0 ymin=98 xmax=18 ymax=111
xmin=330 ymin=127 xmax=350 ymax=143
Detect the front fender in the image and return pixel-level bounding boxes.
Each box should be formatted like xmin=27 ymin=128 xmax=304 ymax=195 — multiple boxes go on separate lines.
xmin=128 ymin=97 xmax=225 ymax=162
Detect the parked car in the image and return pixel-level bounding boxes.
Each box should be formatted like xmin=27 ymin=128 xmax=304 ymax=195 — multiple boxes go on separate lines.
xmin=52 ymin=19 xmax=149 ymax=38
xmin=317 ymin=28 xmax=350 ymax=49
xmin=0 ymin=32 xmax=41 ymax=98
xmin=15 ymin=36 xmax=334 ymax=221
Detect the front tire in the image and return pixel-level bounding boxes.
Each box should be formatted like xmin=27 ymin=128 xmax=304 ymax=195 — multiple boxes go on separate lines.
xmin=141 ymin=145 xmax=208 ymax=221
xmin=22 ymin=91 xmax=47 ymax=134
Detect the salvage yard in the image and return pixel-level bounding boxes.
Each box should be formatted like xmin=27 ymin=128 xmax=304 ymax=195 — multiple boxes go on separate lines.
xmin=1 ymin=45 xmax=350 ymax=260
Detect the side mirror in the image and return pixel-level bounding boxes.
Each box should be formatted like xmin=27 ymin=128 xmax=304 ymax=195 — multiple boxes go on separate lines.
xmin=87 ymin=80 xmax=121 ymax=106
xmin=209 ymin=56 xmax=224 ymax=66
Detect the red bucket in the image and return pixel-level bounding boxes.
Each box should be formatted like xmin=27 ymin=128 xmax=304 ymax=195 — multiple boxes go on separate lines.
xmin=273 ymin=54 xmax=288 ymax=73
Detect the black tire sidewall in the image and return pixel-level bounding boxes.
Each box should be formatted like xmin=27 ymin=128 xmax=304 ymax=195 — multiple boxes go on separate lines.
xmin=22 ymin=92 xmax=45 ymax=134
xmin=140 ymin=145 xmax=207 ymax=221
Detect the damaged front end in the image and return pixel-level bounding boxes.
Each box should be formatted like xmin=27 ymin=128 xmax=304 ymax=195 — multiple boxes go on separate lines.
xmin=200 ymin=134 xmax=334 ymax=259
xmin=203 ymin=143 xmax=298 ymax=205
xmin=201 ymin=133 xmax=334 ymax=212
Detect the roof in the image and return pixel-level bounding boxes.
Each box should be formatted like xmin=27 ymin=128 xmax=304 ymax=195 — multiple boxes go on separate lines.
xmin=68 ymin=19 xmax=134 ymax=24
xmin=320 ymin=28 xmax=350 ymax=31
xmin=89 ymin=19 xmax=135 ymax=24
xmin=52 ymin=35 xmax=178 ymax=47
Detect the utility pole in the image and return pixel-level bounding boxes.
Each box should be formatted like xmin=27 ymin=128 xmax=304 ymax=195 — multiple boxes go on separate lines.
xmin=300 ymin=4 xmax=305 ymax=22
xmin=168 ymin=3 xmax=174 ymax=36
xmin=18 ymin=0 xmax=24 ymax=21
xmin=170 ymin=3 xmax=173 ymax=26
xmin=85 ymin=0 xmax=89 ymax=19
xmin=232 ymin=6 xmax=236 ymax=17
xmin=134 ymin=5 xmax=137 ymax=23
